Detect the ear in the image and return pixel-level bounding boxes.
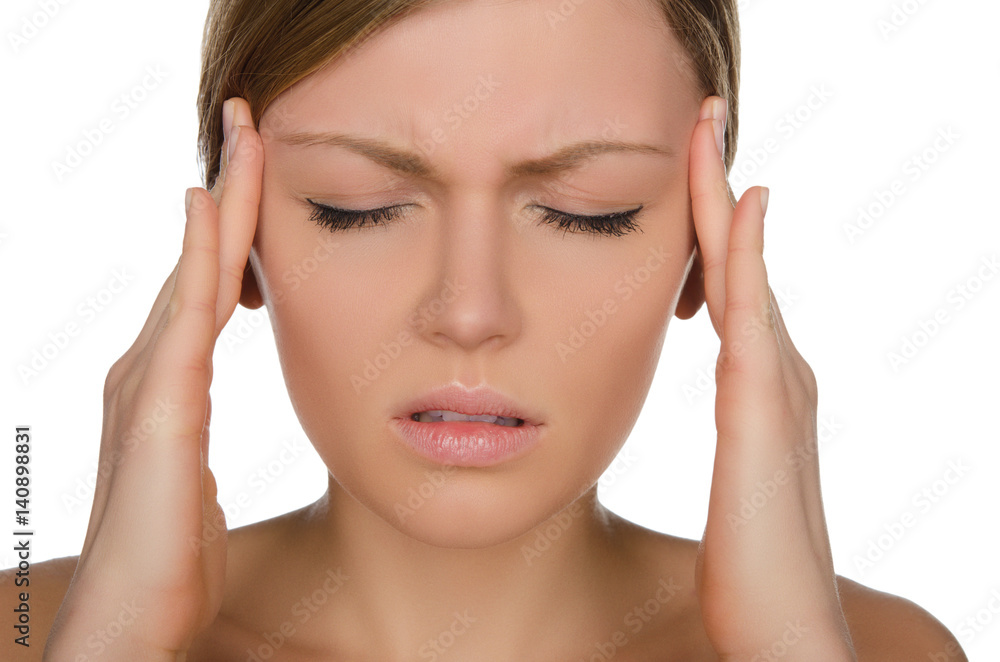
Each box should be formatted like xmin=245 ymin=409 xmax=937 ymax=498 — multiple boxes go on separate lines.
xmin=674 ymin=247 xmax=705 ymax=320
xmin=239 ymin=259 xmax=264 ymax=310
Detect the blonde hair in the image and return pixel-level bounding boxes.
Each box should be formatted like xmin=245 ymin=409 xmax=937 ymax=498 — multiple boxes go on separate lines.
xmin=197 ymin=0 xmax=740 ymax=191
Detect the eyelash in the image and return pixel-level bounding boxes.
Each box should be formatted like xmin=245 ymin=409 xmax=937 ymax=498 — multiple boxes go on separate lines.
xmin=306 ymin=200 xmax=644 ymax=237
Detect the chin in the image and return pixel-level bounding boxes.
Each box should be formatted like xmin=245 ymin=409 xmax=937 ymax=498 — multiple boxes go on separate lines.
xmin=335 ymin=447 xmax=593 ymax=551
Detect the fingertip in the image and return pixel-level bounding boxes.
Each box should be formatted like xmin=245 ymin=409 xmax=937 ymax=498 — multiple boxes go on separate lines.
xmin=760 ymin=186 xmax=770 ymax=217
xmin=222 ymin=98 xmax=235 ymax=139
xmin=698 ymin=95 xmax=726 ymax=123
xmin=732 ymin=187 xmax=766 ymax=254
xmin=690 ymin=116 xmax=729 ymax=202
xmin=698 ymin=96 xmax=714 ymax=122
xmin=187 ymin=186 xmax=213 ymax=214
xmin=184 ymin=188 xmax=202 ymax=232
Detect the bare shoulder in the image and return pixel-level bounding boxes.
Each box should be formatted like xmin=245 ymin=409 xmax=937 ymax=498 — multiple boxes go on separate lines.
xmin=0 ymin=554 xmax=79 ymax=659
xmin=0 ymin=509 xmax=312 ymax=662
xmin=837 ymin=574 xmax=968 ymax=661
xmin=613 ymin=524 xmax=968 ymax=662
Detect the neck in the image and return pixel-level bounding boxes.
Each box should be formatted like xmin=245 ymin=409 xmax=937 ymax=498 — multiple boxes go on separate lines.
xmin=282 ymin=480 xmax=631 ymax=659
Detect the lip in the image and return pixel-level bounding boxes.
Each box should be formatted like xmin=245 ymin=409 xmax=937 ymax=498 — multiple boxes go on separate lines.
xmin=392 ymin=382 xmax=544 ymax=426
xmin=390 ymin=382 xmax=544 ymax=467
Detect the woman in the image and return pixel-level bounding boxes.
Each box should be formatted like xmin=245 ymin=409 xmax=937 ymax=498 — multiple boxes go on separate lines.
xmin=21 ymin=0 xmax=966 ymax=659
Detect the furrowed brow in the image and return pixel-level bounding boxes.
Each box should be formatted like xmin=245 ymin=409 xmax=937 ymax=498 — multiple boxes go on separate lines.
xmin=277 ymin=131 xmax=676 ymax=180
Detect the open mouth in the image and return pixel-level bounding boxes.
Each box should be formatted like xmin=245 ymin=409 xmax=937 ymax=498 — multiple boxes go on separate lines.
xmin=409 ymin=409 xmax=525 ymax=427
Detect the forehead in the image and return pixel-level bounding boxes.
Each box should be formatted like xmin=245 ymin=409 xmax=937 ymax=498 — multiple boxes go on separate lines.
xmin=261 ymin=0 xmax=700 ymax=179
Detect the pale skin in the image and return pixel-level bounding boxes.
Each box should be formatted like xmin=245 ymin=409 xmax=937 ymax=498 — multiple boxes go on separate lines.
xmin=18 ymin=0 xmax=966 ymax=660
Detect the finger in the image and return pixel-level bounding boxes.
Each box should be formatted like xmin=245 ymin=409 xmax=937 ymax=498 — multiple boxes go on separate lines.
xmin=689 ymin=95 xmax=734 ymax=338
xmin=123 ymin=104 xmax=243 ymax=363
xmin=209 ymin=98 xmax=236 ymax=207
xmin=121 ymin=186 xmax=219 ymax=500
xmin=87 ymin=197 xmax=200 ymax=546
xmin=88 ymin=189 xmax=216 ymax=535
xmin=151 ymin=185 xmax=219 ymax=425
xmin=712 ymin=188 xmax=795 ymax=506
xmin=91 ymin=187 xmax=220 ymax=573
xmin=214 ymin=98 xmax=263 ymax=336
xmin=717 ymin=187 xmax=782 ymax=410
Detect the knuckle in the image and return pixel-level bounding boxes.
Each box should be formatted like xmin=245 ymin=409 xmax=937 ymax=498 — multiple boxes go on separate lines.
xmin=168 ymin=289 xmax=218 ymax=322
xmin=219 ymin=259 xmax=246 ymax=284
xmin=723 ymin=297 xmax=757 ymax=317
xmin=117 ymin=364 xmax=146 ymax=402
xmin=689 ymin=188 xmax=717 ymax=205
xmin=183 ymin=298 xmax=218 ymax=319
xmin=104 ymin=357 xmax=127 ymax=398
xmin=103 ymin=353 xmax=148 ymax=408
xmin=801 ymin=362 xmax=819 ymax=404
xmin=700 ymin=255 xmax=726 ymax=273
xmin=178 ymin=354 xmax=212 ymax=382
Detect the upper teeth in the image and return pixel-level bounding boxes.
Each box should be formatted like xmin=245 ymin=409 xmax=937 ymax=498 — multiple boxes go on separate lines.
xmin=412 ymin=409 xmax=522 ymax=426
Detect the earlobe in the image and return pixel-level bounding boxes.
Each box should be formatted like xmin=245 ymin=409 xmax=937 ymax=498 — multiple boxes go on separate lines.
xmin=674 ymin=248 xmax=705 ymax=320
xmin=239 ymin=259 xmax=265 ymax=310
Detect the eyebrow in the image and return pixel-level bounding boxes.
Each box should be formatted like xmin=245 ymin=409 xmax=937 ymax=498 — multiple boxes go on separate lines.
xmin=277 ymin=131 xmax=676 ymax=180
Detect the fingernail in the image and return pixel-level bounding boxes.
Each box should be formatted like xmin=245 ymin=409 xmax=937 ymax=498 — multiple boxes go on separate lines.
xmin=711 ymin=98 xmax=727 ymax=160
xmin=228 ymin=125 xmax=241 ymax=162
xmin=222 ymin=99 xmax=234 ymax=144
xmin=185 ymin=187 xmax=194 ymax=212
xmin=712 ymin=119 xmax=724 ymax=160
xmin=760 ymin=186 xmax=770 ymax=216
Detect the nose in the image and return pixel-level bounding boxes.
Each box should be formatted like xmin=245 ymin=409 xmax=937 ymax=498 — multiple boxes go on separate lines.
xmin=415 ymin=196 xmax=522 ymax=353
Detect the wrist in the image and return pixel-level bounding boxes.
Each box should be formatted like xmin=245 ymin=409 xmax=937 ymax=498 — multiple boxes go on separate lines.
xmin=44 ymin=581 xmax=193 ymax=662
xmin=44 ymin=608 xmax=188 ymax=662
xmin=44 ymin=636 xmax=186 ymax=662
xmin=717 ymin=622 xmax=856 ymax=662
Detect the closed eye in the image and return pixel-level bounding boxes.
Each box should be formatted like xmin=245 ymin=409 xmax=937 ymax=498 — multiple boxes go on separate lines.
xmin=306 ymin=200 xmax=408 ymax=231
xmin=532 ymin=205 xmax=644 ymax=237
xmin=306 ymin=199 xmax=645 ymax=237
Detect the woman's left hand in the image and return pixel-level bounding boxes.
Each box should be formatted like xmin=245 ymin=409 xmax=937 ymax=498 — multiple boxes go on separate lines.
xmin=689 ymin=95 xmax=857 ymax=660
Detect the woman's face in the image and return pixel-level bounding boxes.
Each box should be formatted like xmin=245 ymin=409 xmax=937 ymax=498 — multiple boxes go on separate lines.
xmin=248 ymin=0 xmax=704 ymax=547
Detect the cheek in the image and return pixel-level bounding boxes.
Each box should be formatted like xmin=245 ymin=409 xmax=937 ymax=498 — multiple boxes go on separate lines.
xmin=541 ymin=240 xmax=689 ymax=465
xmin=518 ymin=204 xmax=694 ymax=494
xmin=251 ymin=189 xmax=396 ymax=445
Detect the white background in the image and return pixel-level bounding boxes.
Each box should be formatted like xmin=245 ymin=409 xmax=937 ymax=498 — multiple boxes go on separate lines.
xmin=2 ymin=0 xmax=998 ymax=656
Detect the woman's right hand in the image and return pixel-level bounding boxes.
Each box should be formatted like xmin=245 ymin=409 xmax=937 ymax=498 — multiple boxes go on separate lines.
xmin=43 ymin=97 xmax=263 ymax=661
